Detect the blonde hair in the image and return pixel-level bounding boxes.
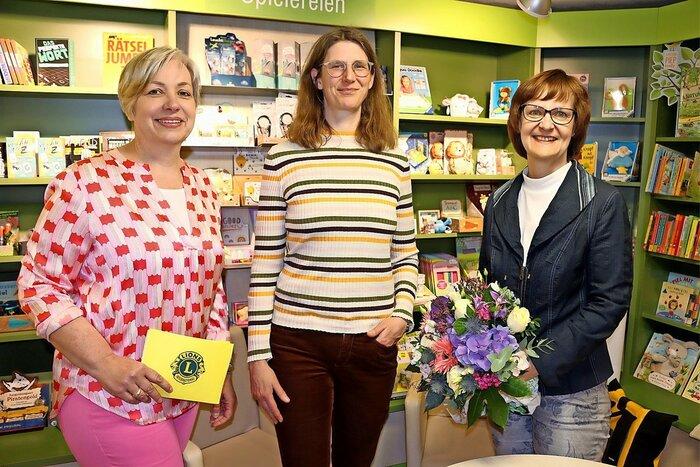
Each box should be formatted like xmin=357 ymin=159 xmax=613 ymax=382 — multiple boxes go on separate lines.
xmin=118 ymin=47 xmax=201 ymax=120
xmin=287 ymin=28 xmax=396 ymax=153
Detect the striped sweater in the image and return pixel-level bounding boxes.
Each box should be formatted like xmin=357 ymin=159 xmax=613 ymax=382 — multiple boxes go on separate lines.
xmin=247 ymin=134 xmax=419 ymax=362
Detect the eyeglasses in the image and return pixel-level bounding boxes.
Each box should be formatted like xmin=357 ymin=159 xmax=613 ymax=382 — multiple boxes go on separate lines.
xmin=520 ymin=104 xmax=576 ymax=125
xmin=320 ymin=60 xmax=374 ymax=78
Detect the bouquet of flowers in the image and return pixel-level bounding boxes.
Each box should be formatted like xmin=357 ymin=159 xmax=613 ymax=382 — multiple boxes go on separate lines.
xmin=407 ymin=276 xmax=553 ymax=429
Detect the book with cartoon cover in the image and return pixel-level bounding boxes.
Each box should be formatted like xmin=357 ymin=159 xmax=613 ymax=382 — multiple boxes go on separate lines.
xmin=398 ymin=65 xmax=433 ymax=115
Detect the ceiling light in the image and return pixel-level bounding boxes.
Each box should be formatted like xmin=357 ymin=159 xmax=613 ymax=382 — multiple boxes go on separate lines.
xmin=516 ymin=0 xmax=552 ymax=18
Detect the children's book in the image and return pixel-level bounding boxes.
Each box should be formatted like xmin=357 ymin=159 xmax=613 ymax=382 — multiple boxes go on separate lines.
xmin=489 ymin=79 xmax=519 ymax=119
xmin=444 ymin=130 xmax=474 ymax=175
xmin=417 ymin=209 xmax=439 ymax=235
xmin=103 ymin=32 xmax=154 ymax=89
xmin=633 ymin=332 xmax=700 ymax=394
xmin=681 ymin=360 xmax=700 ymax=404
xmin=0 ymin=211 xmax=19 ymax=256
xmin=655 ymin=281 xmax=695 ymax=325
xmin=427 ymin=132 xmax=446 ymax=175
xmin=579 ymin=142 xmax=598 ymax=176
xmin=602 ymin=77 xmax=636 ymax=117
xmin=399 ymin=133 xmax=429 ymax=174
xmin=0 ymin=372 xmax=49 ymax=433
xmin=99 ymin=131 xmax=134 ymax=152
xmin=666 ymin=272 xmax=700 ymax=326
xmin=277 ymin=40 xmax=299 ymax=90
xmin=398 ymin=65 xmax=433 ymax=115
xmin=251 ymin=39 xmax=276 ymax=89
xmin=676 ymin=65 xmax=700 ymax=137
xmin=38 ymin=137 xmax=66 ymax=177
xmin=233 ymin=148 xmax=266 ymax=175
xmin=66 ymin=135 xmax=100 ymax=163
xmin=689 ymin=151 xmax=700 ymax=199
xmin=601 ymin=141 xmax=640 ymax=182
xmin=6 ymin=132 xmax=39 ymax=178
xmin=35 ymin=38 xmax=73 ymax=86
xmin=221 ymin=207 xmax=252 ymax=246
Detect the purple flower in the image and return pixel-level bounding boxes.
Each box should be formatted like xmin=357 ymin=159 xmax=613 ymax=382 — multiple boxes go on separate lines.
xmin=451 ymin=326 xmax=518 ymax=372
xmin=430 ymin=296 xmax=455 ymax=333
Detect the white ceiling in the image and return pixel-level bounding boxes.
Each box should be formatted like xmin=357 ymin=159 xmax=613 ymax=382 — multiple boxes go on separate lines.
xmin=463 ymin=0 xmax=684 ymax=11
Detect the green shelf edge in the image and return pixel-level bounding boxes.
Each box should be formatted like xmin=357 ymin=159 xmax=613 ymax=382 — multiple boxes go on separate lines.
xmin=411 ymin=175 xmax=513 ymax=182
xmin=0 ymin=426 xmax=74 ymax=467
xmin=0 ymin=256 xmax=23 ymax=264
xmin=641 ymin=313 xmax=700 ymax=335
xmin=0 ymin=178 xmax=52 ymax=186
xmin=655 ymin=137 xmax=700 ymax=143
xmin=646 ymin=251 xmax=700 ymax=266
xmin=0 ymin=330 xmax=40 ymax=343
xmin=608 ymin=181 xmax=642 ymax=187
xmin=398 ymin=114 xmax=507 ymax=126
xmin=589 ymin=117 xmax=646 ymax=124
xmin=651 ymin=194 xmax=700 ymax=204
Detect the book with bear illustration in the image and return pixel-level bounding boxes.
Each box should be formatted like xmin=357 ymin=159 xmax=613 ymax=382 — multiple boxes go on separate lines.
xmin=633 ymin=332 xmax=700 ymax=394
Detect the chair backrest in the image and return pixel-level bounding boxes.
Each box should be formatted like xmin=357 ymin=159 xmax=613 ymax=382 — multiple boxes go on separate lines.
xmin=190 ymin=326 xmax=261 ymax=449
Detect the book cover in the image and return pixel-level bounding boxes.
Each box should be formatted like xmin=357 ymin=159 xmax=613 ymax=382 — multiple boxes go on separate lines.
xmin=0 ymin=210 xmax=19 ymax=256
xmin=0 ymin=39 xmax=19 ymax=85
xmin=233 ymin=148 xmax=266 ymax=175
xmin=35 ymin=38 xmax=72 ymax=86
xmin=399 ymin=133 xmax=429 ymax=174
xmin=398 ymin=65 xmax=433 ymax=115
xmin=475 ymin=149 xmax=498 ymax=175
xmin=417 ymin=209 xmax=439 ymax=235
xmin=0 ymin=142 xmax=5 ymax=177
xmin=38 ymin=137 xmax=66 ymax=177
xmin=251 ymin=39 xmax=276 ymax=89
xmin=444 ymin=130 xmax=474 ymax=175
xmin=203 ymin=168 xmax=234 ymax=204
xmin=681 ymin=360 xmax=700 ymax=404
xmin=427 ymin=131 xmax=446 ymax=175
xmin=277 ymin=40 xmax=299 ymax=90
xmin=489 ymin=79 xmax=520 ymax=119
xmin=102 ymin=32 xmax=154 ymax=89
xmin=12 ymin=41 xmax=35 ymax=85
xmin=601 ymin=141 xmax=640 ymax=182
xmin=0 ymin=39 xmax=12 ymax=84
xmin=0 ymin=372 xmax=49 ymax=433
xmin=66 ymin=135 xmax=100 ymax=163
xmin=99 ymin=131 xmax=134 ymax=152
xmin=579 ymin=142 xmax=598 ymax=176
xmin=7 ymin=132 xmax=39 ymax=178
xmin=633 ymin=332 xmax=700 ymax=394
xmin=676 ymin=65 xmax=700 ymax=137
xmin=655 ymin=281 xmax=694 ymax=324
xmin=688 ymin=151 xmax=700 ymax=199
xmin=602 ymin=77 xmax=636 ymax=118
xmin=221 ymin=207 xmax=252 ymax=246
xmin=7 ymin=40 xmax=28 ymax=84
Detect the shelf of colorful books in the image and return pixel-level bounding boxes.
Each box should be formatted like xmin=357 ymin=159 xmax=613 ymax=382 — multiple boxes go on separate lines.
xmin=0 ymin=425 xmax=73 ymax=467
xmin=655 ymin=137 xmax=700 ymax=143
xmin=641 ymin=313 xmax=700 ymax=335
xmin=0 ymin=330 xmax=41 ymax=344
xmin=607 ymin=181 xmax=642 ymax=187
xmin=200 ymin=85 xmax=298 ymax=97
xmin=410 ymin=174 xmax=513 ymax=183
xmin=652 ymin=194 xmax=700 ymax=204
xmin=0 ymin=178 xmax=52 ymax=186
xmin=397 ymin=114 xmax=508 ymax=126
xmin=589 ymin=117 xmax=646 ymax=124
xmin=646 ymin=251 xmax=700 ymax=266
xmin=0 ymin=256 xmax=23 ymax=264
xmin=623 ymin=377 xmax=697 ymax=433
xmin=0 ymin=84 xmax=115 ymax=96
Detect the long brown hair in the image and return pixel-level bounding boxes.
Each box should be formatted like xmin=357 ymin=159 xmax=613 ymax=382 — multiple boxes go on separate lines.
xmin=287 ymin=28 xmax=396 ymax=153
xmin=507 ymin=69 xmax=591 ymax=161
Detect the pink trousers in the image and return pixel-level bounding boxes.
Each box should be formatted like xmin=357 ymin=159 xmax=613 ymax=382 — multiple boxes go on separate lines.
xmin=58 ymin=392 xmax=198 ymax=467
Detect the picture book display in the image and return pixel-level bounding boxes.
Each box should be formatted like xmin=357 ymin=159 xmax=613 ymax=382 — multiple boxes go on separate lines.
xmin=205 ymin=32 xmax=255 ymax=87
xmin=399 ymin=133 xmax=429 ymax=174
xmin=602 ymin=77 xmax=636 ymax=117
xmin=103 ymin=33 xmax=154 ymax=89
xmin=658 ymin=272 xmax=700 ymax=326
xmin=633 ymin=332 xmax=700 ymax=394
xmin=0 ymin=211 xmax=19 ymax=257
xmin=35 ymin=38 xmax=73 ymax=86
xmin=489 ymin=79 xmax=519 ymax=119
xmin=579 ymin=142 xmax=598 ymax=176
xmin=681 ymin=360 xmax=700 ymax=404
xmin=398 ymin=65 xmax=433 ymax=115
xmin=643 ymin=210 xmax=700 ymax=259
xmin=645 ymin=144 xmax=693 ymax=195
xmin=5 ymin=131 xmax=39 ymax=178
xmin=0 ymin=372 xmax=50 ymax=433
xmin=676 ymin=65 xmax=700 ymax=137
xmin=184 ymin=104 xmax=253 ymax=147
xmin=38 ymin=136 xmax=66 ymax=177
xmin=601 ymin=141 xmax=639 ymax=182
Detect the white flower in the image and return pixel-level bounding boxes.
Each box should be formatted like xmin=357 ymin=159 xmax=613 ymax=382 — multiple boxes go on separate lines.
xmin=454 ymin=298 xmax=470 ymax=319
xmin=510 ymin=350 xmax=530 ymax=377
xmin=411 ymin=349 xmax=422 ymax=365
xmin=447 ymin=366 xmax=466 ymax=395
xmin=447 ymin=287 xmax=462 ymax=304
xmin=507 ymin=306 xmax=531 ymax=333
xmin=423 ymin=319 xmax=437 ymax=334
xmin=490 ymin=282 xmax=501 ymax=293
xmin=420 ymin=335 xmax=436 ymax=349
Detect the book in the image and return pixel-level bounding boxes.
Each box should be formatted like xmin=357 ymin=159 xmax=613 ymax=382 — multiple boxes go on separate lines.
xmin=0 ymin=39 xmax=12 ymax=84
xmin=489 ymin=79 xmax=520 ymax=119
xmin=601 ymin=141 xmax=639 ymax=182
xmin=0 ymin=210 xmax=19 ymax=256
xmin=251 ymin=39 xmax=276 ymax=89
xmin=102 ymin=32 xmax=154 ymax=89
xmin=66 ymin=135 xmax=100 ymax=163
xmin=602 ymin=77 xmax=636 ymax=118
xmin=0 ymin=280 xmax=33 ymax=333
xmin=455 ymin=235 xmax=482 ymax=278
xmin=140 ymin=329 xmax=233 ymax=404
xmin=398 ymin=65 xmax=433 ymax=115
xmin=12 ymin=41 xmax=35 ymax=85
xmin=276 ymin=40 xmax=299 ymax=90
xmin=676 ymin=65 xmax=700 ymax=137
xmin=184 ymin=104 xmax=252 ymax=147
xmin=417 ymin=209 xmax=439 ymax=235
xmin=6 ymin=132 xmax=39 ymax=178
xmin=444 ymin=130 xmax=474 ymax=175
xmin=427 ymin=132 xmax=446 ymax=175
xmin=646 ymin=144 xmax=687 ymax=193
xmin=204 ymin=168 xmax=235 ymax=204
xmin=688 ymin=151 xmax=700 ymax=199
xmin=221 ymin=207 xmax=253 ymax=246
xmin=0 ymin=39 xmax=20 ymax=84
xmin=35 ymin=38 xmax=73 ymax=86
xmin=655 ymin=281 xmax=695 ymax=325
xmin=399 ymin=133 xmax=429 ymax=174
xmin=38 ymin=137 xmax=66 ymax=177
xmin=232 ymin=302 xmax=248 ymax=327
xmin=99 ymin=131 xmax=134 ymax=152
xmin=579 ymin=142 xmax=598 ymax=176
xmin=0 ymin=372 xmax=49 ymax=433
xmin=232 ymin=148 xmax=266 ymax=175
xmin=633 ymin=332 xmax=700 ymax=394
xmin=681 ymin=360 xmax=700 ymax=404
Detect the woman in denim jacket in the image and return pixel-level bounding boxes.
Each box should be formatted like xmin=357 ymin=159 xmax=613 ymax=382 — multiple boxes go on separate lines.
xmin=479 ymin=69 xmax=633 ymax=461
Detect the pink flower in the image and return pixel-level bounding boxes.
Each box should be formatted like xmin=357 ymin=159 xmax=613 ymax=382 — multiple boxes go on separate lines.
xmin=431 ymin=338 xmax=459 ymax=373
xmin=473 ymin=372 xmax=502 ymax=390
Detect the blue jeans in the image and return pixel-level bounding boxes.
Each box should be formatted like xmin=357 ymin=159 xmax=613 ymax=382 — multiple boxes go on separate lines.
xmin=489 ymin=382 xmax=610 ymax=461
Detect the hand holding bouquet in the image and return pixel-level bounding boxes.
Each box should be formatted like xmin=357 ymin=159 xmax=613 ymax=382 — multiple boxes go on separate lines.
xmin=407 ymin=276 xmax=553 ymax=429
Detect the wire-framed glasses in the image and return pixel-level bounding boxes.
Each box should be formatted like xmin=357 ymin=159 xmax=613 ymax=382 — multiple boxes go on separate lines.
xmin=321 ymin=60 xmax=374 ymax=78
xmin=520 ymin=104 xmax=576 ymax=125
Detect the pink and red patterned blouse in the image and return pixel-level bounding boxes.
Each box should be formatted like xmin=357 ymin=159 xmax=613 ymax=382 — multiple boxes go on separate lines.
xmin=18 ymin=149 xmax=230 ymax=425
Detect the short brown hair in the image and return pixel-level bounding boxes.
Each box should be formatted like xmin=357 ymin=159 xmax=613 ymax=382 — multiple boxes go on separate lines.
xmin=118 ymin=47 xmax=201 ymax=120
xmin=287 ymin=28 xmax=396 ymax=153
xmin=507 ymin=69 xmax=591 ymax=161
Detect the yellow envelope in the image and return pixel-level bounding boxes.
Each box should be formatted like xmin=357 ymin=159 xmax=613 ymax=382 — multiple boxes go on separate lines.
xmin=141 ymin=329 xmax=233 ymax=404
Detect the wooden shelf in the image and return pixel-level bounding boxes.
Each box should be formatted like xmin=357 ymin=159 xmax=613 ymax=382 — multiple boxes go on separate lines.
xmin=0 ymin=178 xmax=52 ymax=186
xmin=411 ymin=174 xmax=513 ymax=182
xmin=642 ymin=313 xmax=700 ymax=335
xmin=398 ymin=114 xmax=507 ymax=126
xmin=0 ymin=84 xmax=114 ymax=96
xmin=652 ymin=194 xmax=700 ymax=204
xmin=655 ymin=137 xmax=700 ymax=143
xmin=0 ymin=255 xmax=23 ymax=264
xmin=0 ymin=426 xmax=74 ymax=466
xmin=646 ymin=251 xmax=699 ymax=265
xmin=0 ymin=330 xmax=39 ymax=343
xmin=589 ymin=117 xmax=646 ymax=124
xmin=608 ymin=181 xmax=641 ymax=187
xmin=201 ymin=85 xmax=297 ymax=97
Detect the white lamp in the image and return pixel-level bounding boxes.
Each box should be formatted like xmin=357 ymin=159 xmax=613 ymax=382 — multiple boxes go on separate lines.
xmin=516 ymin=0 xmax=552 ymax=18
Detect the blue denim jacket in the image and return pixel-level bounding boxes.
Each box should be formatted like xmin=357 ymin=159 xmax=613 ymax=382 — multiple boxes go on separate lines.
xmin=479 ymin=161 xmax=633 ymax=395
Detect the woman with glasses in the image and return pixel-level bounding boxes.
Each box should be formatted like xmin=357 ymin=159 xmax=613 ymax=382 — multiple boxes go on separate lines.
xmin=479 ymin=69 xmax=632 ymax=461
xmin=247 ymin=27 xmax=418 ymax=467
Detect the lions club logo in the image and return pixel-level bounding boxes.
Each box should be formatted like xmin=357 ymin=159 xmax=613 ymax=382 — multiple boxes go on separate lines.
xmin=171 ymin=351 xmax=206 ymax=384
